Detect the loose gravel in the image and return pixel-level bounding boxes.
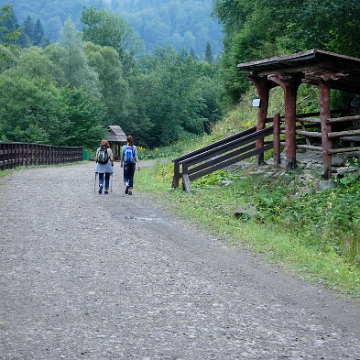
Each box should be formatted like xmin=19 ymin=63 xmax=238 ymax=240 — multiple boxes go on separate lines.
xmin=0 ymin=163 xmax=360 ymax=360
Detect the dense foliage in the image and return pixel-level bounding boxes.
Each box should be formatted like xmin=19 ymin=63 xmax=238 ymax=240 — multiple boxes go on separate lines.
xmin=0 ymin=5 xmax=221 ymax=150
xmin=212 ymin=0 xmax=360 ymax=104
xmin=0 ymin=0 xmax=223 ymax=57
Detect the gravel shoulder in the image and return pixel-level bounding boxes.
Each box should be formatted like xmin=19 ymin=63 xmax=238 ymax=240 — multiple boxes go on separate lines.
xmin=0 ymin=163 xmax=359 ymax=360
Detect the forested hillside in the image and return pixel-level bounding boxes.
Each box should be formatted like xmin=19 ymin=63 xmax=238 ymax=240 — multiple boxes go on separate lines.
xmin=0 ymin=5 xmax=221 ymax=150
xmin=1 ymin=1 xmax=360 ymax=152
xmin=0 ymin=0 xmax=223 ymax=57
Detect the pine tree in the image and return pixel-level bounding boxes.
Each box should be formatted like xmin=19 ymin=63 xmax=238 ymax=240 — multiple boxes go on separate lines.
xmin=33 ymin=18 xmax=45 ymax=46
xmin=204 ymin=40 xmax=214 ymax=64
xmin=19 ymin=15 xmax=34 ymax=47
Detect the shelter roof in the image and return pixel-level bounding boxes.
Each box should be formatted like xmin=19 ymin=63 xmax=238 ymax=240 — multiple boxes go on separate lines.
xmin=237 ymin=49 xmax=360 ymax=94
xmin=106 ymin=125 xmax=127 ymax=143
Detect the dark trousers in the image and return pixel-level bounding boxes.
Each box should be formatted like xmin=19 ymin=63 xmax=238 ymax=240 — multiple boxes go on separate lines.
xmin=124 ymin=163 xmax=136 ymax=188
xmin=99 ymin=173 xmax=111 ymax=189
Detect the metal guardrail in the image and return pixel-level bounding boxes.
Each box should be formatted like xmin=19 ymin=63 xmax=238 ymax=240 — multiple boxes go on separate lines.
xmin=0 ymin=142 xmax=83 ymax=170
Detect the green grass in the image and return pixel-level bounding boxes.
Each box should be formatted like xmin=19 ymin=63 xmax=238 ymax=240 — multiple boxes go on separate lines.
xmin=136 ymin=159 xmax=360 ymax=298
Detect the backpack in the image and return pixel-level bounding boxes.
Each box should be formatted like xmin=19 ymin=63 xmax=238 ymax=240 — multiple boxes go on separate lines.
xmin=124 ymin=146 xmax=134 ymax=163
xmin=97 ymin=147 xmax=109 ymax=164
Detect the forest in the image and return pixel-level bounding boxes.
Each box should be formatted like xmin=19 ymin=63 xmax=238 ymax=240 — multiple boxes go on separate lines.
xmin=1 ymin=1 xmax=360 ymax=151
xmin=0 ymin=0 xmax=223 ymax=56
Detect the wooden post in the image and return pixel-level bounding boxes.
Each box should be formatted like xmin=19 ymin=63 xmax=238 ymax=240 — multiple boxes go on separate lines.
xmin=172 ymin=160 xmax=180 ymax=189
xmin=247 ymin=75 xmax=272 ymax=165
xmin=319 ymin=81 xmax=332 ymax=179
xmin=273 ymin=113 xmax=281 ymax=168
xmin=268 ymin=74 xmax=301 ymax=171
xmin=181 ymin=163 xmax=191 ymax=193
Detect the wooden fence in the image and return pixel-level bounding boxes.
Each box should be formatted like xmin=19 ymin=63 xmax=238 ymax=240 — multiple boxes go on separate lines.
xmin=172 ymin=109 xmax=360 ymax=192
xmin=0 ymin=142 xmax=83 ymax=170
xmin=172 ymin=126 xmax=274 ymax=192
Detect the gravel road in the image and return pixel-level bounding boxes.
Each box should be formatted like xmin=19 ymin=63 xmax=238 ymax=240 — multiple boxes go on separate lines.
xmin=0 ymin=163 xmax=360 ymax=360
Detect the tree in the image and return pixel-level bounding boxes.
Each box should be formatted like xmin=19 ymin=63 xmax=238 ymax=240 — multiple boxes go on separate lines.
xmin=0 ymin=5 xmax=22 ymax=45
xmin=33 ymin=18 xmax=49 ymax=47
xmin=0 ymin=74 xmax=65 ymax=144
xmin=19 ymin=15 xmax=33 ymax=48
xmin=213 ymin=0 xmax=360 ymax=104
xmin=81 ymin=7 xmax=143 ymax=73
xmin=56 ymin=19 xmax=101 ymax=98
xmin=85 ymin=42 xmax=130 ymax=127
xmin=59 ymin=86 xmax=106 ymax=148
xmin=4 ymin=46 xmax=67 ymax=88
xmin=0 ymin=5 xmax=22 ymax=70
xmin=204 ymin=40 xmax=214 ymax=64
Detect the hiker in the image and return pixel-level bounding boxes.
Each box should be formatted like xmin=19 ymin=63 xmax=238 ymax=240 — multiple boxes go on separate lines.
xmin=95 ymin=139 xmax=114 ymax=195
xmin=120 ymin=135 xmax=140 ymax=195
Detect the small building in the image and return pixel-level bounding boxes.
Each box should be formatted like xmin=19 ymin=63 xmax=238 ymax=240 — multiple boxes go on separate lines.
xmin=237 ymin=49 xmax=360 ymax=178
xmin=106 ymin=125 xmax=127 ymax=161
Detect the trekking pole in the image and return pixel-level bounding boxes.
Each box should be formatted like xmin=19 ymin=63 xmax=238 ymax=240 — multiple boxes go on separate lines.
xmin=94 ymin=172 xmax=97 ymax=194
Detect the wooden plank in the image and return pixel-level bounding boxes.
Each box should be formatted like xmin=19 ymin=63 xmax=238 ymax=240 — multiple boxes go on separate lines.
xmin=180 ymin=126 xmax=273 ymax=166
xmin=188 ymin=143 xmax=256 ymax=175
xmin=189 ymin=143 xmax=273 ymax=181
xmin=173 ymin=126 xmax=257 ymax=162
xmin=182 ymin=174 xmax=192 ymax=193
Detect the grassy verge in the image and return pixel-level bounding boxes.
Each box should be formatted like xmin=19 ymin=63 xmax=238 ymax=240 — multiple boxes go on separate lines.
xmin=136 ymin=159 xmax=360 ymax=298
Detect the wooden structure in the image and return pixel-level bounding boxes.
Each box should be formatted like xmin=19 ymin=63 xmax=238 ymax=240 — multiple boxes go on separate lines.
xmin=106 ymin=125 xmax=127 ymax=161
xmin=237 ymin=49 xmax=360 ymax=178
xmin=0 ymin=142 xmax=82 ymax=170
xmin=172 ymin=126 xmax=274 ymax=192
xmin=172 ymin=49 xmax=360 ymax=192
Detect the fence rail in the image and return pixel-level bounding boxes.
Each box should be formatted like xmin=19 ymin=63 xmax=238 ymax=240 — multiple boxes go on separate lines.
xmin=172 ymin=126 xmax=274 ymax=192
xmin=0 ymin=142 xmax=83 ymax=170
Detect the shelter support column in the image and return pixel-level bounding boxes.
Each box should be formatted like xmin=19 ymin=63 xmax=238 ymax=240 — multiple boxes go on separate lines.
xmin=247 ymin=75 xmax=272 ymax=165
xmin=319 ymin=81 xmax=332 ymax=179
xmin=268 ymin=74 xmax=301 ymax=170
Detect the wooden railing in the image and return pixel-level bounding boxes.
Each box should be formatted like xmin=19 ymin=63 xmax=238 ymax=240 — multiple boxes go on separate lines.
xmin=172 ymin=126 xmax=274 ymax=192
xmin=0 ymin=142 xmax=83 ymax=170
xmin=274 ymin=112 xmax=360 ymax=154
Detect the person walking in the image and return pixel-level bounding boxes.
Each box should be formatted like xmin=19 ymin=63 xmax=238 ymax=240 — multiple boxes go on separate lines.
xmin=95 ymin=139 xmax=114 ymax=195
xmin=120 ymin=135 xmax=140 ymax=195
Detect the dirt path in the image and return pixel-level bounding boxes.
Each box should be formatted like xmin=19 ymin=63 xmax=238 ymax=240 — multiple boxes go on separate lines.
xmin=0 ymin=163 xmax=359 ymax=359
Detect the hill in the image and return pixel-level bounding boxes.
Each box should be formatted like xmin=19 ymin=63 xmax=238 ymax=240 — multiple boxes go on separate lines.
xmin=0 ymin=0 xmax=223 ymax=56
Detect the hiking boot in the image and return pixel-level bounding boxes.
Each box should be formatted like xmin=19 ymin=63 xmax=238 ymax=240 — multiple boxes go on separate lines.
xmin=104 ymin=190 xmax=109 ymax=195
xmin=128 ymin=189 xmax=133 ymax=195
xmin=98 ymin=184 xmax=103 ymax=194
xmin=125 ymin=184 xmax=129 ymax=194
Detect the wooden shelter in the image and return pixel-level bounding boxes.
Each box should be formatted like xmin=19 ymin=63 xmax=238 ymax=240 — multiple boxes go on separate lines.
xmin=237 ymin=49 xmax=360 ymax=178
xmin=106 ymin=125 xmax=127 ymax=160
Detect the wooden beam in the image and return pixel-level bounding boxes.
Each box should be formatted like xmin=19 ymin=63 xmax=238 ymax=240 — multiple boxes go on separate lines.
xmin=296 ymin=144 xmax=322 ymax=151
xmin=247 ymin=75 xmax=273 ymax=165
xmin=296 ymin=130 xmax=322 ymax=138
xmin=256 ymin=61 xmax=333 ymax=77
xmin=319 ymin=81 xmax=332 ymax=179
xmin=182 ymin=174 xmax=192 ymax=193
xmin=328 ymin=129 xmax=360 ymax=138
xmin=327 ymin=115 xmax=360 ymax=124
xmin=269 ymin=73 xmax=302 ymax=170
xmin=328 ymin=146 xmax=360 ymax=154
xmin=273 ymin=113 xmax=281 ymax=168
